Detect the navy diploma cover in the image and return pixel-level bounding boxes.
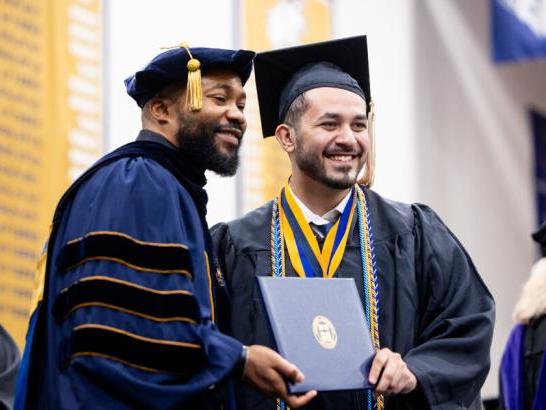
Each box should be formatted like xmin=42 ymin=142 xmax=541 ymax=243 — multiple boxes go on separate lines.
xmin=257 ymin=277 xmax=375 ymax=393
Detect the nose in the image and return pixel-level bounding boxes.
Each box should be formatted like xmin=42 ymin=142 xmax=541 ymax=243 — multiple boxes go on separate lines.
xmin=226 ymin=103 xmax=246 ymax=130
xmin=335 ymin=124 xmax=358 ymax=146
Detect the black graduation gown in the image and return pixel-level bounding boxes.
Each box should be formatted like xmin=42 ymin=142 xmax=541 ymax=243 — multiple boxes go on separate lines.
xmin=523 ymin=315 xmax=546 ymax=409
xmin=212 ymin=187 xmax=495 ymax=410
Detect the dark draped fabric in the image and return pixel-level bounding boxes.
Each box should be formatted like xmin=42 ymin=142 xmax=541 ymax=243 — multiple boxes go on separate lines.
xmin=15 ymin=131 xmax=241 ymax=410
xmin=500 ymin=316 xmax=546 ymax=410
xmin=212 ymin=187 xmax=495 ymax=410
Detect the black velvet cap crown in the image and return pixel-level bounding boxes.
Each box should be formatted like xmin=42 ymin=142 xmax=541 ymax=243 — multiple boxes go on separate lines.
xmin=125 ymin=47 xmax=256 ymax=108
xmin=254 ymin=36 xmax=371 ymax=138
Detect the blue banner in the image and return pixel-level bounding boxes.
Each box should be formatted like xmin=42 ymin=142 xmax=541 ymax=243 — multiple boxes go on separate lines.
xmin=532 ymin=110 xmax=546 ymax=225
xmin=492 ymin=0 xmax=546 ymax=62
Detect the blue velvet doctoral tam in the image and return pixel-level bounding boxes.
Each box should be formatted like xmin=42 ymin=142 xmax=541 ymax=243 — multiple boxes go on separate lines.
xmin=15 ymin=134 xmax=243 ymax=409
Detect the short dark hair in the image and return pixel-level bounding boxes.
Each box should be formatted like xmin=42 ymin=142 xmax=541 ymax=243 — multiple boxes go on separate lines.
xmin=155 ymin=80 xmax=186 ymax=101
xmin=283 ymin=93 xmax=309 ymax=128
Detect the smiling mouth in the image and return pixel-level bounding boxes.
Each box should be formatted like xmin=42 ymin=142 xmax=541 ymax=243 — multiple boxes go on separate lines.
xmin=324 ymin=154 xmax=359 ymax=163
xmin=215 ymin=129 xmax=241 ymax=146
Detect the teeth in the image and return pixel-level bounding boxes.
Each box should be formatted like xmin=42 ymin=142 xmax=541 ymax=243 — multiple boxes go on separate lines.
xmin=329 ymin=155 xmax=352 ymax=162
xmin=219 ymin=131 xmax=236 ymax=137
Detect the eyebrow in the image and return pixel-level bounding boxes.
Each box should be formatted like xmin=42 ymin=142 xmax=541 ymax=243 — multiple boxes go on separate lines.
xmin=206 ymin=83 xmax=246 ymax=99
xmin=317 ymin=112 xmax=367 ymax=121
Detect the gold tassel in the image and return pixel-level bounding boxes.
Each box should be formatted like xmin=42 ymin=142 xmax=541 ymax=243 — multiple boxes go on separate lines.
xmin=160 ymin=42 xmax=203 ymax=111
xmin=185 ymin=57 xmax=202 ymax=111
xmin=359 ymin=100 xmax=375 ymax=187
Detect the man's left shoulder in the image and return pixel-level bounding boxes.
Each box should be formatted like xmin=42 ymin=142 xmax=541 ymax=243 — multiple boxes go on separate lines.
xmin=361 ymin=187 xmax=417 ymax=240
xmin=362 ymin=187 xmax=450 ymax=241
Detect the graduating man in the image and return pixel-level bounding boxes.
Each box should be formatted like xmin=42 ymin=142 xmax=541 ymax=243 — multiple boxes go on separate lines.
xmin=212 ymin=36 xmax=495 ymax=409
xmin=15 ymin=44 xmax=316 ymax=409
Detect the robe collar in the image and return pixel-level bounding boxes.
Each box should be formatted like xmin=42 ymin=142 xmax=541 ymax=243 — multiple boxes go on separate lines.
xmin=136 ymin=129 xmax=207 ymax=189
xmin=136 ymin=129 xmax=209 ymax=217
xmin=288 ymin=184 xmax=351 ymax=225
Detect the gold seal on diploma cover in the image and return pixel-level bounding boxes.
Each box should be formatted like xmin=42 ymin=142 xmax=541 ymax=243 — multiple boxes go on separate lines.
xmin=312 ymin=315 xmax=337 ymax=349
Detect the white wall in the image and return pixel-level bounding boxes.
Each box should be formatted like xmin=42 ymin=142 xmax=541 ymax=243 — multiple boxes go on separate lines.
xmin=414 ymin=0 xmax=546 ymax=398
xmin=333 ymin=0 xmax=546 ymax=398
xmin=332 ymin=0 xmax=418 ymax=203
xmin=105 ymin=0 xmax=238 ymax=226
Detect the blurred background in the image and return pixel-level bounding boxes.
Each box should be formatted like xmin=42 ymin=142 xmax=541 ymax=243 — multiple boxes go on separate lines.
xmin=1 ymin=0 xmax=545 ymax=402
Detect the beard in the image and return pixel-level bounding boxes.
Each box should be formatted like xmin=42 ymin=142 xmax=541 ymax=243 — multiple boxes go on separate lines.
xmin=294 ymin=136 xmax=364 ymax=190
xmin=175 ymin=113 xmax=241 ymax=177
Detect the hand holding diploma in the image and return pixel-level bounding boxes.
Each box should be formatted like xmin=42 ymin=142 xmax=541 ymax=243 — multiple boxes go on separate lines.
xmin=243 ymin=345 xmax=318 ymax=408
xmin=368 ymin=348 xmax=417 ymax=395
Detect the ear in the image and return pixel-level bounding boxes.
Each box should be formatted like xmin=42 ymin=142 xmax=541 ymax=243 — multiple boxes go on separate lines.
xmin=275 ymin=124 xmax=296 ymax=153
xmin=147 ymin=97 xmax=175 ymax=125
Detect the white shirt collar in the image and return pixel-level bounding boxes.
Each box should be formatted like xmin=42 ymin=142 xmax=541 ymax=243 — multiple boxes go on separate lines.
xmin=288 ymin=185 xmax=352 ymax=225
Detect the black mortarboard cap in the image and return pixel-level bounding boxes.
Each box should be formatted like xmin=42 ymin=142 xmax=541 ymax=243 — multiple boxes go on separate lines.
xmin=254 ymin=36 xmax=371 ymax=138
xmin=532 ymin=222 xmax=546 ymax=257
xmin=125 ymin=46 xmax=256 ymax=108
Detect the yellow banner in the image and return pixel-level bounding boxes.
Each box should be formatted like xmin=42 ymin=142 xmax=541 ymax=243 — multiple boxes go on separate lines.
xmin=0 ymin=0 xmax=102 ymax=348
xmin=240 ymin=0 xmax=331 ymax=212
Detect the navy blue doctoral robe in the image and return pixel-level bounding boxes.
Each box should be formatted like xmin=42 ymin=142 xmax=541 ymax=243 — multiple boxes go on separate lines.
xmin=212 ymin=188 xmax=495 ymax=410
xmin=500 ymin=318 xmax=546 ymax=410
xmin=15 ymin=131 xmax=243 ymax=409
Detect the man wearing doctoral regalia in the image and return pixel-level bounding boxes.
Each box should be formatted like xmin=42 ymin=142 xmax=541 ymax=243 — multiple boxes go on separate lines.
xmin=14 ymin=44 xmax=316 ymax=410
xmin=213 ymin=36 xmax=495 ymax=410
xmin=500 ymin=222 xmax=546 ymax=410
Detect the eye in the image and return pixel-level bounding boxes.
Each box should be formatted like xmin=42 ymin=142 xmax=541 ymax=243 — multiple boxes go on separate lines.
xmin=320 ymin=122 xmax=337 ymax=130
xmin=237 ymin=103 xmax=246 ymax=112
xmin=352 ymin=122 xmax=368 ymax=131
xmin=211 ymin=95 xmax=226 ymax=103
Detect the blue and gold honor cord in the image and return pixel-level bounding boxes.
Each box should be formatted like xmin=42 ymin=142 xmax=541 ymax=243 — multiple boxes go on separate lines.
xmin=270 ymin=184 xmax=383 ymax=410
xmin=356 ymin=186 xmax=383 ymax=410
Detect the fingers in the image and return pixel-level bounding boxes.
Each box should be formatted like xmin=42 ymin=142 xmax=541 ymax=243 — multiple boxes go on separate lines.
xmin=369 ymin=348 xmax=418 ymax=395
xmin=252 ymin=367 xmax=288 ymax=398
xmin=258 ymin=349 xmax=313 ymax=405
xmin=374 ymin=351 xmax=401 ymax=393
xmin=273 ymin=355 xmax=304 ymax=384
xmin=243 ymin=345 xmax=308 ymax=399
xmin=399 ymin=371 xmax=418 ymax=394
xmin=388 ymin=365 xmax=405 ymax=395
xmin=284 ymin=390 xmax=318 ymax=408
xmin=266 ymin=372 xmax=289 ymax=399
xmin=368 ymin=347 xmax=391 ymax=385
